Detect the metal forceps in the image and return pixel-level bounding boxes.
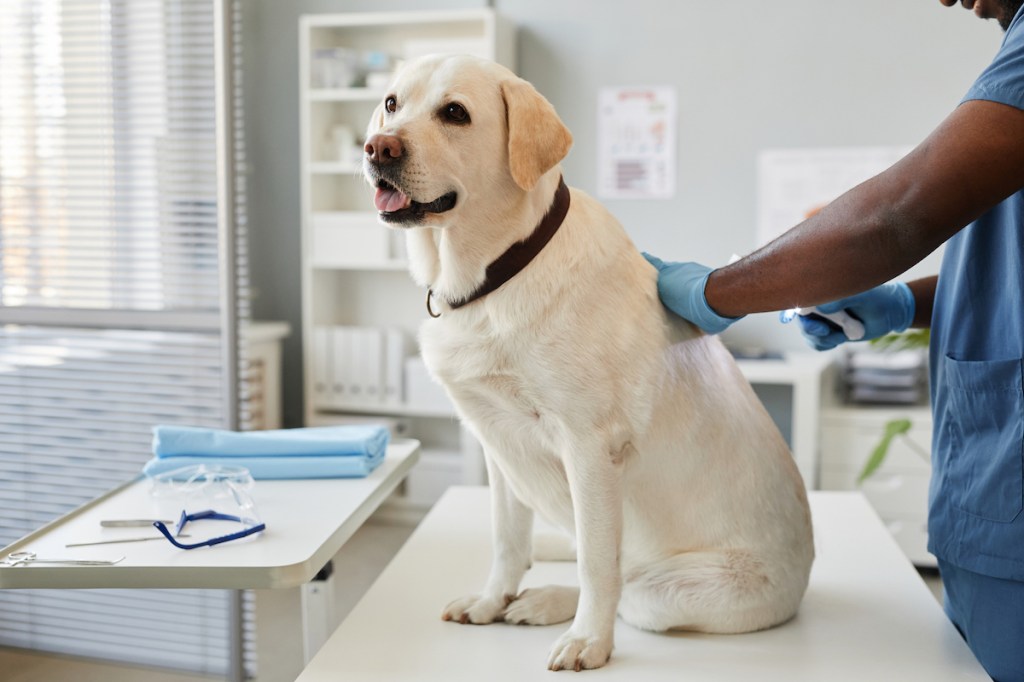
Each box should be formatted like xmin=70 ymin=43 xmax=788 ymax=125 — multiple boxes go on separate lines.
xmin=1 ymin=551 xmax=125 ymax=567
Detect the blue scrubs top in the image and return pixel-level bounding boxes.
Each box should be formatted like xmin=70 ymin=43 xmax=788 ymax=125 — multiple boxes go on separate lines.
xmin=929 ymin=6 xmax=1024 ymax=581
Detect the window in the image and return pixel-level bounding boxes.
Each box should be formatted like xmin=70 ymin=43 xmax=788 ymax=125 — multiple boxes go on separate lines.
xmin=0 ymin=0 xmax=253 ymax=676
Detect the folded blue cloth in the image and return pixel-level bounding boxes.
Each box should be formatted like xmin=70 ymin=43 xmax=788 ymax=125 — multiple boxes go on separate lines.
xmin=143 ymin=454 xmax=382 ymax=480
xmin=143 ymin=425 xmax=390 ymax=480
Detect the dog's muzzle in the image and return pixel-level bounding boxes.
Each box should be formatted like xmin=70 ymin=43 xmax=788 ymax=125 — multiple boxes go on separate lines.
xmin=364 ymin=133 xmax=458 ymax=224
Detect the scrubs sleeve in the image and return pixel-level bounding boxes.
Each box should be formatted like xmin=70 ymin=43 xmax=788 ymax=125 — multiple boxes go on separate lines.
xmin=963 ymin=11 xmax=1024 ymax=110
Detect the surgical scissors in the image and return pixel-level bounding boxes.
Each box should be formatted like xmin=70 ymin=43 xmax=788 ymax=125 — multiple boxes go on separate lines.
xmin=1 ymin=551 xmax=125 ymax=566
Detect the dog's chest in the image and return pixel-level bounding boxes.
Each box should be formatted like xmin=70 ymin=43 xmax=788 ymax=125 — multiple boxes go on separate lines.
xmin=420 ymin=318 xmax=565 ymax=449
xmin=421 ymin=317 xmax=576 ymax=522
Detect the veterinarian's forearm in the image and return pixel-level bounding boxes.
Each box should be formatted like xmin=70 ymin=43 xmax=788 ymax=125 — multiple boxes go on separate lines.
xmin=712 ymin=193 xmax=937 ymax=319
xmin=706 ymin=100 xmax=1024 ymax=320
xmin=907 ymin=276 xmax=937 ymax=328
xmin=705 ymin=172 xmax=946 ymax=319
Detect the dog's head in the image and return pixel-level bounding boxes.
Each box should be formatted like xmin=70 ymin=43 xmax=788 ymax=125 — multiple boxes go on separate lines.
xmin=363 ymin=54 xmax=573 ymax=228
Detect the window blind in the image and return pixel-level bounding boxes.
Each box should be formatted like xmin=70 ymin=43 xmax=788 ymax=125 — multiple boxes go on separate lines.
xmin=0 ymin=0 xmax=254 ymax=677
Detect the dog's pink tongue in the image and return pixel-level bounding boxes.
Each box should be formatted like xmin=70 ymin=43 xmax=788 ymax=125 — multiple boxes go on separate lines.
xmin=374 ymin=186 xmax=411 ymax=212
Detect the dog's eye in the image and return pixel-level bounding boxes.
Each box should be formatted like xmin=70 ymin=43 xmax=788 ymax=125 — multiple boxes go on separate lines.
xmin=442 ymin=102 xmax=470 ymax=124
xmin=384 ymin=96 xmax=397 ymax=114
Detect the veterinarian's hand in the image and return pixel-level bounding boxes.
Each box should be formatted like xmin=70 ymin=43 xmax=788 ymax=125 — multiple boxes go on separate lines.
xmin=786 ymin=282 xmax=915 ymax=351
xmin=643 ymin=254 xmax=743 ymax=334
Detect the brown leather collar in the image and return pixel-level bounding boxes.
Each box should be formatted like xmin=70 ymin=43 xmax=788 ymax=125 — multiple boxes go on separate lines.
xmin=427 ymin=176 xmax=571 ymax=317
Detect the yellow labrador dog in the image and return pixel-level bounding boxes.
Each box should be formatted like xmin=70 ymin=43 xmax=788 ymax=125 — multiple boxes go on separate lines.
xmin=363 ymin=54 xmax=814 ymax=672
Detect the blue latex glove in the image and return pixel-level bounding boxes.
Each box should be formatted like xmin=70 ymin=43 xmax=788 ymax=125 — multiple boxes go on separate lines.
xmin=786 ymin=282 xmax=915 ymax=351
xmin=643 ymin=253 xmax=743 ymax=334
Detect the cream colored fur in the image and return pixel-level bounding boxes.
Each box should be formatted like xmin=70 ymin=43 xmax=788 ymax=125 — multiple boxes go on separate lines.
xmin=363 ymin=54 xmax=814 ymax=672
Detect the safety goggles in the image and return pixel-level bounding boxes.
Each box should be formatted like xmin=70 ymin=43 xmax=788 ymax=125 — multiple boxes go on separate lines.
xmin=153 ymin=509 xmax=265 ymax=550
xmin=148 ymin=465 xmax=265 ymax=550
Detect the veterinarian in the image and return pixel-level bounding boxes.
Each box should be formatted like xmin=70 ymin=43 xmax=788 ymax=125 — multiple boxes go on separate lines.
xmin=645 ymin=1 xmax=1024 ymax=679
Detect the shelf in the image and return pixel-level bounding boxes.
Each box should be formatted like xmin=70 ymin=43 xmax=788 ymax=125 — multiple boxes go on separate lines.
xmin=310 ymin=161 xmax=363 ymax=174
xmin=312 ymin=261 xmax=409 ymax=272
xmin=302 ymin=8 xmax=501 ymax=29
xmin=308 ymin=87 xmax=384 ymax=102
xmin=733 ymin=351 xmax=835 ymax=384
xmin=822 ymin=401 xmax=932 ymax=424
xmin=315 ymin=404 xmax=456 ymax=420
xmin=308 ymin=210 xmax=405 ymax=268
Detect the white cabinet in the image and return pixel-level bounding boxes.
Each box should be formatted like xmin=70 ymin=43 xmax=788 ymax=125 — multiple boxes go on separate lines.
xmin=820 ymin=402 xmax=935 ymax=567
xmin=245 ymin=321 xmax=291 ymax=431
xmin=299 ymin=10 xmax=515 ymax=519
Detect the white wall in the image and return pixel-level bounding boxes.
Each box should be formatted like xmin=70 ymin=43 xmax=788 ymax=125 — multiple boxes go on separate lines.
xmin=243 ymin=0 xmax=1002 ymax=426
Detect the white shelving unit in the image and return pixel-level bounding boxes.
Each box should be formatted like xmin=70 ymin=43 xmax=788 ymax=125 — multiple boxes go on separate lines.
xmin=299 ymin=9 xmax=515 ymax=520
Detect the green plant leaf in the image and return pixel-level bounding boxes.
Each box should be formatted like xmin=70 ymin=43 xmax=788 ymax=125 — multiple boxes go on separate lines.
xmin=858 ymin=418 xmax=912 ymax=484
xmin=869 ymin=329 xmax=931 ymax=351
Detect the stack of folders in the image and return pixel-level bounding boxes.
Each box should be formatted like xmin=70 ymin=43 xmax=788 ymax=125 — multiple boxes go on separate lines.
xmin=313 ymin=326 xmax=409 ymax=409
xmin=845 ymin=348 xmax=927 ymax=405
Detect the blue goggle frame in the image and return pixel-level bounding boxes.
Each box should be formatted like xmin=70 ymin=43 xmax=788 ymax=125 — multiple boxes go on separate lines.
xmin=153 ymin=509 xmax=266 ymax=550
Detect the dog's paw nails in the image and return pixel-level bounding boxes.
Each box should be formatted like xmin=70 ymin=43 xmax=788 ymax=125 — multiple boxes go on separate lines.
xmin=441 ymin=593 xmax=509 ymax=625
xmin=546 ymin=628 xmax=613 ymax=671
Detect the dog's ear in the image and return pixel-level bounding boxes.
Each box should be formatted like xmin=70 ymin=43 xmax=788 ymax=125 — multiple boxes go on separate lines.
xmin=501 ymin=77 xmax=573 ymax=191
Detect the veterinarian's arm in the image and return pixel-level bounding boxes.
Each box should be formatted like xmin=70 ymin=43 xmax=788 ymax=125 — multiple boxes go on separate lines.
xmin=907 ymin=276 xmax=936 ymax=328
xmin=704 ymin=100 xmax=1024 ymax=318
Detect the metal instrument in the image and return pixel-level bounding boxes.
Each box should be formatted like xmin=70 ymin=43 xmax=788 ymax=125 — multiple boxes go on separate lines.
xmin=1 ymin=551 xmax=125 ymax=566
xmin=66 ymin=535 xmax=190 ymax=548
xmin=100 ymin=519 xmax=173 ymax=528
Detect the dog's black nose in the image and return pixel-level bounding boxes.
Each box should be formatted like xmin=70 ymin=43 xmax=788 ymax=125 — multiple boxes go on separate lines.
xmin=364 ymin=134 xmax=403 ymax=165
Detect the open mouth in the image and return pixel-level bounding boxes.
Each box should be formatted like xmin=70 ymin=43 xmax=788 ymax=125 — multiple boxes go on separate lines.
xmin=374 ymin=179 xmax=457 ymax=224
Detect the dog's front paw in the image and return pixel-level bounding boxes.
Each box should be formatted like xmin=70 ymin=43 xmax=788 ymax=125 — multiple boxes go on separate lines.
xmin=547 ymin=627 xmax=613 ymax=671
xmin=441 ymin=593 xmax=512 ymax=625
xmin=504 ymin=585 xmax=578 ymax=625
